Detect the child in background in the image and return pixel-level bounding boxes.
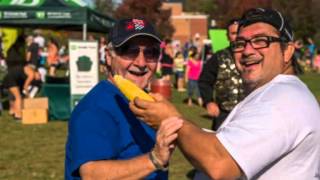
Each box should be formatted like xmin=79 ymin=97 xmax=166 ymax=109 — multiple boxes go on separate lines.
xmin=173 ymin=51 xmax=186 ymax=92
xmin=185 ymin=48 xmax=203 ymax=106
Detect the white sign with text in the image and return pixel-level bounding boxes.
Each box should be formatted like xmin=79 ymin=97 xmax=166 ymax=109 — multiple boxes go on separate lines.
xmin=69 ymin=40 xmax=98 ymax=95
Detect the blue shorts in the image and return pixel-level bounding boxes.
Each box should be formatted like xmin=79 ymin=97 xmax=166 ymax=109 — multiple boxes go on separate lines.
xmin=175 ymin=71 xmax=184 ymax=78
xmin=187 ymin=79 xmax=200 ymax=98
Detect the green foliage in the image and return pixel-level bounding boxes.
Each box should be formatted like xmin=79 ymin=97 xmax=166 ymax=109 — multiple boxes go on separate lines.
xmin=94 ymin=0 xmax=115 ymax=17
xmin=273 ymin=0 xmax=317 ymax=40
xmin=114 ymin=0 xmax=174 ymax=39
xmin=183 ymin=0 xmax=319 ymax=45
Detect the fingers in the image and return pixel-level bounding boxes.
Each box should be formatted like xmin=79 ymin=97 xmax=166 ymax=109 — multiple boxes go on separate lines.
xmin=133 ymin=97 xmax=150 ymax=109
xmin=159 ymin=117 xmax=183 ymax=136
xmin=149 ymin=93 xmax=165 ymax=101
xmin=165 ymin=133 xmax=178 ymax=146
xmin=157 ymin=117 xmax=183 ymax=145
xmin=129 ymin=101 xmax=145 ymax=116
xmin=152 ymin=117 xmax=184 ymax=166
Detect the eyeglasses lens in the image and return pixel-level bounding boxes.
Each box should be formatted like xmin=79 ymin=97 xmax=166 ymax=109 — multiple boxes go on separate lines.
xmin=116 ymin=45 xmax=160 ymax=62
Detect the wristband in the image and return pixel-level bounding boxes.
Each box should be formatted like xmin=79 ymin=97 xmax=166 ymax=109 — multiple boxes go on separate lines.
xmin=149 ymin=150 xmax=168 ymax=171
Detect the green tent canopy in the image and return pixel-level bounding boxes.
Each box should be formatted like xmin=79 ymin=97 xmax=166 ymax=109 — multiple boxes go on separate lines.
xmin=0 ymin=0 xmax=114 ymax=39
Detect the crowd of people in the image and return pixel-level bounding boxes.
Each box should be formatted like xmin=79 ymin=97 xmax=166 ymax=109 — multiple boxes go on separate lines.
xmin=0 ymin=32 xmax=68 ymax=119
xmin=294 ymin=37 xmax=320 ymax=72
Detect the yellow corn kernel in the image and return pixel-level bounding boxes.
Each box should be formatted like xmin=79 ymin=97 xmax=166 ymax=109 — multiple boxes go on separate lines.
xmin=113 ymin=75 xmax=154 ymax=102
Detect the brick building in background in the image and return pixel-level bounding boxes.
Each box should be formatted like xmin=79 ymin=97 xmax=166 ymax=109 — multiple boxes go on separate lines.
xmin=162 ymin=2 xmax=208 ymax=46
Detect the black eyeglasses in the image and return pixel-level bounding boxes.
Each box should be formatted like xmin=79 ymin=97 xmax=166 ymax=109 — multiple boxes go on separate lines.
xmin=231 ymin=36 xmax=284 ymax=52
xmin=115 ymin=44 xmax=160 ymax=63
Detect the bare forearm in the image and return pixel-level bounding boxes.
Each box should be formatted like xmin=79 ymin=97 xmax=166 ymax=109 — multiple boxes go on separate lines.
xmin=24 ymin=77 xmax=33 ymax=90
xmin=26 ymin=52 xmax=31 ymax=62
xmin=177 ymin=119 xmax=241 ymax=179
xmin=80 ymin=154 xmax=156 ymax=180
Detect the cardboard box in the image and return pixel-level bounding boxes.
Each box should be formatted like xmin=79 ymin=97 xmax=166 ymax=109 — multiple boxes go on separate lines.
xmin=22 ymin=109 xmax=48 ymax=124
xmin=24 ymin=97 xmax=49 ymax=109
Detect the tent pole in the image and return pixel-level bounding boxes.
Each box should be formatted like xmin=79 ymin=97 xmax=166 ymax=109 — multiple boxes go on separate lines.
xmin=83 ymin=23 xmax=87 ymax=40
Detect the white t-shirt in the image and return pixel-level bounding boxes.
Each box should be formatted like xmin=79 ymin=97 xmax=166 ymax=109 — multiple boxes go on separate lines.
xmin=99 ymin=44 xmax=106 ymax=62
xmin=215 ymin=75 xmax=320 ymax=179
xmin=34 ymin=35 xmax=45 ymax=48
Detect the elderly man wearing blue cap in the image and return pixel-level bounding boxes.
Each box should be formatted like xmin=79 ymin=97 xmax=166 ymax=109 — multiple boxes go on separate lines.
xmin=64 ymin=18 xmax=181 ymax=180
xmin=130 ymin=8 xmax=320 ymax=179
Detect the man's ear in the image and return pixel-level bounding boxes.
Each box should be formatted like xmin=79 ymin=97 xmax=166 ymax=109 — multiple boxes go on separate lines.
xmin=284 ymin=42 xmax=295 ymax=63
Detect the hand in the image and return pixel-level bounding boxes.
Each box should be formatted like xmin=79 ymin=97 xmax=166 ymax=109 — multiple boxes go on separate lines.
xmin=152 ymin=117 xmax=184 ymax=166
xmin=206 ymin=102 xmax=220 ymax=117
xmin=129 ymin=93 xmax=182 ymax=129
xmin=23 ymin=88 xmax=30 ymax=98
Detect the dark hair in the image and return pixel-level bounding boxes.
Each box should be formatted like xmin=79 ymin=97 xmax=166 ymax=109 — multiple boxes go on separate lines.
xmin=6 ymin=35 xmax=26 ymax=67
xmin=174 ymin=51 xmax=182 ymax=58
xmin=226 ymin=18 xmax=240 ymax=29
xmin=49 ymin=37 xmax=59 ymax=48
xmin=291 ymin=55 xmax=303 ymax=75
xmin=189 ymin=47 xmax=198 ymax=58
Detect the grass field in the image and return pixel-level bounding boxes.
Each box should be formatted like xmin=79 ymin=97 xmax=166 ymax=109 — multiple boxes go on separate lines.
xmin=0 ymin=72 xmax=319 ymax=180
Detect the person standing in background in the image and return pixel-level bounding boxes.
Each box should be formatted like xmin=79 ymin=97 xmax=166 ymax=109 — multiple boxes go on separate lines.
xmin=47 ymin=37 xmax=59 ymax=76
xmin=185 ymin=47 xmax=203 ymax=106
xmin=33 ymin=31 xmax=45 ymax=49
xmin=3 ymin=35 xmax=36 ymax=119
xmin=173 ymin=51 xmax=186 ymax=92
xmin=160 ymin=39 xmax=174 ymax=82
xmin=98 ymin=36 xmax=107 ymax=73
xmin=198 ymin=19 xmax=244 ymax=130
xmin=26 ymin=35 xmax=40 ymax=69
xmin=306 ymin=37 xmax=316 ymax=69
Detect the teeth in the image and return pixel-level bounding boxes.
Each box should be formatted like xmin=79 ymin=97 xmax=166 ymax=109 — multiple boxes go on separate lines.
xmin=243 ymin=61 xmax=260 ymax=67
xmin=128 ymin=70 xmax=147 ymax=76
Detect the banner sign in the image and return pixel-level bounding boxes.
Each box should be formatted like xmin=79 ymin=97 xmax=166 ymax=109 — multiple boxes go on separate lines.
xmin=0 ymin=0 xmax=45 ymax=7
xmin=0 ymin=10 xmax=76 ymax=20
xmin=0 ymin=27 xmax=19 ymax=56
xmin=0 ymin=0 xmax=90 ymax=7
xmin=0 ymin=0 xmax=114 ymax=33
xmin=69 ymin=40 xmax=98 ymax=109
xmin=209 ymin=29 xmax=229 ymax=53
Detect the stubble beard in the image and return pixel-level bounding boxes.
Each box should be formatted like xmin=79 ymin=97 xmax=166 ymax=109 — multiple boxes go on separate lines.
xmin=243 ymin=79 xmax=259 ymax=96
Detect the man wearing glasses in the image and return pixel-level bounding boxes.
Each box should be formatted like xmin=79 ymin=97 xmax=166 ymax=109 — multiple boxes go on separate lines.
xmin=130 ymin=8 xmax=320 ymax=179
xmin=65 ymin=18 xmax=178 ymax=180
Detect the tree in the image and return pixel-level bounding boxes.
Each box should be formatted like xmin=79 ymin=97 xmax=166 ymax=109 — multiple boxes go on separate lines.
xmin=182 ymin=0 xmax=319 ymax=45
xmin=273 ymin=0 xmax=316 ymax=41
xmin=94 ymin=0 xmax=115 ymax=17
xmin=184 ymin=0 xmax=272 ymax=28
xmin=114 ymin=0 xmax=175 ymax=39
xmin=184 ymin=0 xmax=218 ymax=26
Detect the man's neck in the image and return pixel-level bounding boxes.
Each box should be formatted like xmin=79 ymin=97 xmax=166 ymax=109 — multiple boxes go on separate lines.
xmin=282 ymin=65 xmax=295 ymax=75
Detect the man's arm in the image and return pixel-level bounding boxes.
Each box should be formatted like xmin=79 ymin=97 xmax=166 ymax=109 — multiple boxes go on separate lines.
xmin=78 ymin=117 xmax=182 ymax=180
xmin=26 ymin=49 xmax=31 ymax=62
xmin=80 ymin=154 xmax=156 ymax=180
xmin=130 ymin=97 xmax=242 ymax=179
xmin=176 ymin=119 xmax=242 ymax=179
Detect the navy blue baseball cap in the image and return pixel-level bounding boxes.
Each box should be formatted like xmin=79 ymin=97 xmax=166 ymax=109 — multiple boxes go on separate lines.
xmin=108 ymin=18 xmax=161 ymax=47
xmin=239 ymin=8 xmax=294 ymax=42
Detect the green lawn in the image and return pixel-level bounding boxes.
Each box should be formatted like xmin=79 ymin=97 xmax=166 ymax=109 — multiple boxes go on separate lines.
xmin=0 ymin=73 xmax=319 ymax=180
